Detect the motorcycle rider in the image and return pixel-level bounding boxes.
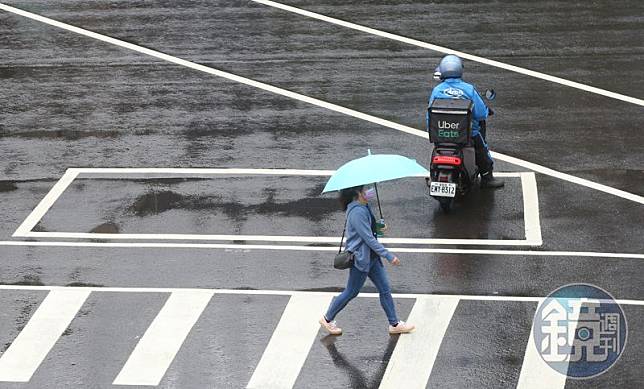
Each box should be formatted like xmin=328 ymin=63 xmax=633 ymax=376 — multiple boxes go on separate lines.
xmin=427 ymin=55 xmax=504 ymax=188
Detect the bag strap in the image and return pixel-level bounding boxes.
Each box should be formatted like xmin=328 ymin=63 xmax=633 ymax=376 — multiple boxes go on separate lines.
xmin=338 ymin=208 xmax=357 ymax=254
xmin=338 ymin=218 xmax=348 ymax=254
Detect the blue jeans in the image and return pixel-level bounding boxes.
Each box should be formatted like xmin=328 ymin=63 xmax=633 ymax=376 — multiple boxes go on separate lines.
xmin=325 ymin=258 xmax=398 ymax=325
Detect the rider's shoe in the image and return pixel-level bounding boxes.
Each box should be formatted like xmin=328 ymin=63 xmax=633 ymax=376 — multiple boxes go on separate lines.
xmin=480 ymin=172 xmax=505 ymax=189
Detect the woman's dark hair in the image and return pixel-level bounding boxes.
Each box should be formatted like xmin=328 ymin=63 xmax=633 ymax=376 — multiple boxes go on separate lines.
xmin=338 ymin=185 xmax=364 ymax=211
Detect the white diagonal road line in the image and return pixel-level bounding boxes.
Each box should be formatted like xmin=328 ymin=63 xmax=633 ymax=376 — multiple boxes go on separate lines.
xmin=112 ymin=290 xmax=214 ymax=386
xmin=0 ymin=289 xmax=90 ymax=382
xmin=379 ymin=296 xmax=460 ymax=389
xmin=0 ymin=3 xmax=642 ymax=205
xmin=251 ymin=0 xmax=644 ymax=107
xmin=247 ymin=294 xmax=333 ymax=388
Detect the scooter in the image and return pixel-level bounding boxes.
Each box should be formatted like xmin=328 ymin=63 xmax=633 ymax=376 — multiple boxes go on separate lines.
xmin=426 ymin=82 xmax=496 ymax=212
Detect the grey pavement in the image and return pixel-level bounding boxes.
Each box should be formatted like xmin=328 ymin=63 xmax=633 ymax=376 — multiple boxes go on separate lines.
xmin=0 ymin=1 xmax=643 ymax=388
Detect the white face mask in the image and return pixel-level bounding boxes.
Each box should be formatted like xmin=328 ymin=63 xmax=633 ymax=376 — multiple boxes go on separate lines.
xmin=363 ymin=188 xmax=377 ymax=201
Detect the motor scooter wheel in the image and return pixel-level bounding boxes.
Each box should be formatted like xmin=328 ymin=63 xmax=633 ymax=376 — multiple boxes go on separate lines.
xmin=438 ymin=197 xmax=453 ymax=213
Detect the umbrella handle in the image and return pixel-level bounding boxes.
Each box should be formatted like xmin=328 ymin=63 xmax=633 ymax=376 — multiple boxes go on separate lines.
xmin=374 ymin=182 xmax=384 ymax=220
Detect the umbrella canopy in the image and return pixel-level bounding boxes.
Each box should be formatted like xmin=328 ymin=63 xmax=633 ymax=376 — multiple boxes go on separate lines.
xmin=322 ymin=151 xmax=429 ymax=193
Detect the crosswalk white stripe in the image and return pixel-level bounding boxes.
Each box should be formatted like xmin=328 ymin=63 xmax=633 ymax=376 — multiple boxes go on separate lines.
xmin=247 ymin=294 xmax=333 ymax=389
xmin=0 ymin=289 xmax=90 ymax=382
xmin=379 ymin=296 xmax=460 ymax=389
xmin=112 ymin=290 xmax=214 ymax=386
xmin=516 ymin=299 xmax=571 ymax=389
xmin=520 ymin=172 xmax=542 ymax=244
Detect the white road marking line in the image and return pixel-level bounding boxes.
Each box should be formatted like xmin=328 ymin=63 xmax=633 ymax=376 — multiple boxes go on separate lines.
xmin=1 ymin=285 xmax=644 ymax=306
xmin=0 ymin=289 xmax=90 ymax=382
xmin=10 ymin=168 xmax=335 ymax=239
xmin=22 ymin=232 xmax=539 ymax=246
xmin=516 ymin=298 xmax=570 ymax=389
xmin=71 ymin=167 xmax=337 ymax=176
xmin=1 ymin=240 xmax=643 ymax=259
xmin=1 ymin=4 xmax=642 ymax=205
xmin=112 ymin=290 xmax=214 ymax=386
xmin=0 ymin=2 xmax=426 ymax=141
xmin=520 ymin=172 xmax=542 ymax=244
xmin=246 ymin=294 xmax=332 ymax=389
xmin=66 ymin=167 xmax=520 ymax=178
xmin=13 ymin=168 xmax=539 ymax=246
xmin=251 ymin=0 xmax=644 ymax=107
xmin=12 ymin=169 xmax=78 ymax=237
xmin=379 ymin=296 xmax=459 ymax=389
xmin=490 ymin=152 xmax=644 ymax=205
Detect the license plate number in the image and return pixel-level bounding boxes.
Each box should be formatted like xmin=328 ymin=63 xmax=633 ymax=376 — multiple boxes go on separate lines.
xmin=430 ymin=182 xmax=456 ymax=197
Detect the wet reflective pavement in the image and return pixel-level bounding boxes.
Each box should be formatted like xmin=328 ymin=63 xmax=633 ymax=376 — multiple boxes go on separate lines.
xmin=33 ymin=176 xmax=526 ymax=240
xmin=0 ymin=0 xmax=643 ymax=388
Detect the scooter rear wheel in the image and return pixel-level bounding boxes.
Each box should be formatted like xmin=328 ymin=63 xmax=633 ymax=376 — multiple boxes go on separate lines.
xmin=438 ymin=197 xmax=453 ymax=213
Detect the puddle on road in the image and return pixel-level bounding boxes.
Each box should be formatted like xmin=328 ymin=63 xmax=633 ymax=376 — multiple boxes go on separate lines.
xmin=0 ymin=129 xmax=122 ymax=140
xmin=9 ymin=274 xmax=44 ymax=286
xmin=65 ymin=282 xmax=105 ymax=287
xmin=127 ymin=188 xmax=338 ymax=222
xmin=129 ymin=190 xmax=233 ymax=217
xmin=0 ymin=181 xmax=18 ymax=192
xmin=89 ymin=222 xmax=120 ymax=234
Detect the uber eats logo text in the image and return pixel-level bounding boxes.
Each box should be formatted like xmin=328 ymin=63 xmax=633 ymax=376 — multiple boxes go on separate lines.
xmin=437 ymin=120 xmax=460 ymax=138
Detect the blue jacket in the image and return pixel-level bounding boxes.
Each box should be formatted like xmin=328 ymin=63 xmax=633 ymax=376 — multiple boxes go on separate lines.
xmin=427 ymin=78 xmax=489 ymax=136
xmin=345 ymin=201 xmax=394 ymax=272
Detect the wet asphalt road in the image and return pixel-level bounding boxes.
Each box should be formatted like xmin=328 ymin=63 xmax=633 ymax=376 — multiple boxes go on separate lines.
xmin=0 ymin=0 xmax=643 ymax=388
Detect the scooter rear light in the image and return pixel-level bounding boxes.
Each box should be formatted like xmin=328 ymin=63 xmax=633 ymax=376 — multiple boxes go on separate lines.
xmin=432 ymin=156 xmax=462 ymax=166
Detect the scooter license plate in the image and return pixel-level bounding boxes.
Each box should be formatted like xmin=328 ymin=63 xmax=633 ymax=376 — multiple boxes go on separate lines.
xmin=430 ymin=182 xmax=456 ymax=197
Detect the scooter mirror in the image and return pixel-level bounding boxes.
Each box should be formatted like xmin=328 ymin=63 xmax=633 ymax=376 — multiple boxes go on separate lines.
xmin=484 ymin=89 xmax=496 ymax=100
xmin=433 ymin=71 xmax=442 ymax=81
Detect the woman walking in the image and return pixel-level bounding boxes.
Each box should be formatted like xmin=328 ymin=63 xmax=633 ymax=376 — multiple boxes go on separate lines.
xmin=319 ymin=185 xmax=415 ymax=335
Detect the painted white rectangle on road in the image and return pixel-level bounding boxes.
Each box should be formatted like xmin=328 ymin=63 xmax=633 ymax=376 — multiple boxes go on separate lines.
xmin=0 ymin=289 xmax=90 ymax=382
xmin=13 ymin=168 xmax=540 ymax=247
xmin=516 ymin=299 xmax=569 ymax=389
xmin=112 ymin=290 xmax=214 ymax=386
xmin=379 ymin=296 xmax=460 ymax=389
xmin=247 ymin=294 xmax=333 ymax=389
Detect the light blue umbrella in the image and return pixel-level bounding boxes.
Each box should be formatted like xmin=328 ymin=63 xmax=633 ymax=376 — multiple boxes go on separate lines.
xmin=322 ymin=150 xmax=429 ymax=193
xmin=323 ymin=150 xmax=429 ymax=218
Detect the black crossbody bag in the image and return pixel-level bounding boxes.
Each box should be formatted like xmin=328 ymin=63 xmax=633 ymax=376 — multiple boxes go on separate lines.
xmin=333 ymin=210 xmax=355 ymax=270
